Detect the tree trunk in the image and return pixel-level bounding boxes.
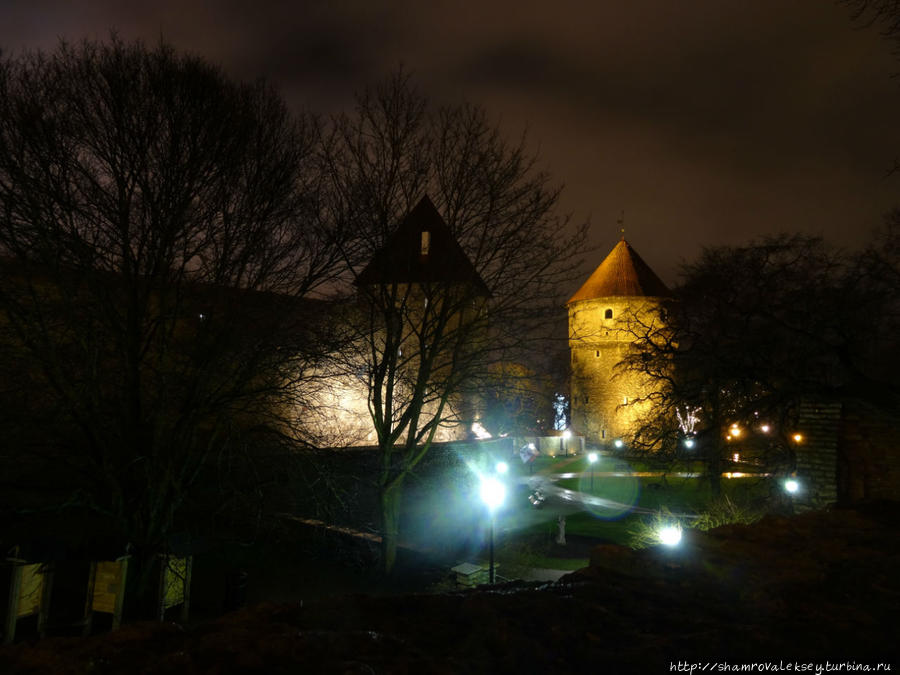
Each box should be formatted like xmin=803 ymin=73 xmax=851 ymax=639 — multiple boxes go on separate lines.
xmin=380 ymin=478 xmax=405 ymax=576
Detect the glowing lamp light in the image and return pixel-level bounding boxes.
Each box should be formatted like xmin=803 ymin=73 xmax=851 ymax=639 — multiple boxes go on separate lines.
xmin=729 ymin=424 xmax=742 ymax=438
xmin=792 ymin=433 xmax=803 ymax=443
xmin=732 ymin=453 xmax=740 ymax=463
xmin=614 ymin=439 xmax=624 ymax=449
xmin=657 ymin=524 xmax=682 ymax=547
xmin=471 ymin=422 xmax=492 ymax=440
xmin=684 ymin=438 xmax=695 ymax=449
xmin=588 ymin=452 xmax=598 ymax=464
xmin=562 ymin=429 xmax=572 ymax=439
xmin=479 ymin=476 xmax=506 ymax=512
xmin=495 ymin=461 xmax=509 ymax=475
xmin=528 ymin=443 xmax=536 ymax=451
xmin=760 ymin=424 xmax=770 ymax=433
xmin=784 ymin=479 xmax=800 ymax=494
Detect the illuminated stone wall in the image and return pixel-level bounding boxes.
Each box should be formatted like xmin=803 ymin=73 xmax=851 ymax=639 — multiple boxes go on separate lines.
xmin=568 ymin=296 xmax=664 ymax=446
xmin=295 ymin=348 xmax=472 ymax=449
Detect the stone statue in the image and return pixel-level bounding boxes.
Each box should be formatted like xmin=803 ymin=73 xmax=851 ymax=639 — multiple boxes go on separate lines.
xmin=556 ymin=515 xmax=566 ymax=545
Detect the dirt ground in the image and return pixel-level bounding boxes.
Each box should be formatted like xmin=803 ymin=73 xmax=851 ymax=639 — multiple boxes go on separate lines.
xmin=2 ymin=502 xmax=898 ymax=674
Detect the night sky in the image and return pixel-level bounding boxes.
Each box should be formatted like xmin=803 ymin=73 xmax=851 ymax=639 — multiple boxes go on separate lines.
xmin=2 ymin=0 xmax=899 ymax=284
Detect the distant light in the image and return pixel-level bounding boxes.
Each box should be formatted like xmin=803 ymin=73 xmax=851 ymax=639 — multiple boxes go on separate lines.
xmin=792 ymin=433 xmax=803 ymax=443
xmin=729 ymin=425 xmax=742 ymax=438
xmin=614 ymin=439 xmax=624 ymax=448
xmin=657 ymin=525 xmax=682 ymax=547
xmin=471 ymin=422 xmax=492 ymax=440
xmin=733 ymin=453 xmax=740 ymax=463
xmin=588 ymin=452 xmax=598 ymax=464
xmin=198 ymin=313 xmax=206 ymax=321
xmin=479 ymin=476 xmax=506 ymax=512
xmin=562 ymin=429 xmax=572 ymax=439
xmin=784 ymin=479 xmax=799 ymax=494
xmin=760 ymin=424 xmax=770 ymax=433
xmin=495 ymin=461 xmax=509 ymax=475
xmin=684 ymin=438 xmax=695 ymax=449
xmin=528 ymin=442 xmax=536 ymax=451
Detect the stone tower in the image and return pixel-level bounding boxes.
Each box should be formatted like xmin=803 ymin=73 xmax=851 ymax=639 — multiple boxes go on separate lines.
xmin=567 ymin=238 xmax=669 ymax=446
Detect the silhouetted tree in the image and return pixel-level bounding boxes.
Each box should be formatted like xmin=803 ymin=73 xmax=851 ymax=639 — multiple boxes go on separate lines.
xmin=319 ymin=73 xmax=587 ymax=574
xmin=0 ymin=38 xmax=345 ymax=610
xmin=620 ymin=234 xmax=899 ymax=495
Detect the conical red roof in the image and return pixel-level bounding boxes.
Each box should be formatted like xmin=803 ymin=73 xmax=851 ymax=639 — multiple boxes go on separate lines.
xmin=567 ymin=239 xmax=669 ymax=303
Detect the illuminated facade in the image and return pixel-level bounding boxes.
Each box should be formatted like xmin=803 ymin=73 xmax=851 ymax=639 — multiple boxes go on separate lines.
xmin=567 ymin=239 xmax=669 ymax=446
xmin=302 ymin=196 xmax=490 ymax=447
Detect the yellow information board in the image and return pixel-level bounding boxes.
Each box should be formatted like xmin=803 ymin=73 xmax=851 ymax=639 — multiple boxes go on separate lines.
xmin=16 ymin=563 xmax=44 ymax=618
xmin=161 ymin=557 xmax=187 ymax=610
xmin=92 ymin=560 xmax=127 ymax=615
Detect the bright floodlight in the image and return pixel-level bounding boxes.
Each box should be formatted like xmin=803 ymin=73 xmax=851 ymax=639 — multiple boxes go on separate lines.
xmin=657 ymin=524 xmax=682 ymax=547
xmin=792 ymin=433 xmax=803 ymax=443
xmin=562 ymin=429 xmax=572 ymax=439
xmin=588 ymin=452 xmax=598 ymax=464
xmin=495 ymin=461 xmax=509 ymax=475
xmin=479 ymin=476 xmax=506 ymax=512
xmin=784 ymin=479 xmax=799 ymax=494
xmin=528 ymin=442 xmax=536 ymax=451
xmin=684 ymin=438 xmax=695 ymax=449
xmin=614 ymin=439 xmax=623 ymax=448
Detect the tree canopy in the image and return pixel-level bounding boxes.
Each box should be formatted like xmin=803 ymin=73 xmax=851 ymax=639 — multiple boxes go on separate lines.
xmin=0 ymin=39 xmax=345 ymax=600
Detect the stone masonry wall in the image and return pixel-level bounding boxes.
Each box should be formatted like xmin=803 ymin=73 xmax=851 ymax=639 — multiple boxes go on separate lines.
xmin=794 ymin=401 xmax=841 ymax=510
xmin=568 ymin=296 xmax=663 ymax=446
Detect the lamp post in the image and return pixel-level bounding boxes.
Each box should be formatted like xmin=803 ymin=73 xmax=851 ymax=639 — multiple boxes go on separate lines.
xmin=588 ymin=452 xmax=598 ymax=491
xmin=479 ymin=476 xmax=506 ymax=584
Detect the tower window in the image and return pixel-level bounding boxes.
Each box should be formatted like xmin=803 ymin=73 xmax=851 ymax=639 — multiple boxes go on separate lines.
xmin=605 ymin=308 xmax=613 ymax=319
xmin=421 ymin=231 xmax=431 ymax=255
xmin=595 ymin=350 xmax=600 ymax=357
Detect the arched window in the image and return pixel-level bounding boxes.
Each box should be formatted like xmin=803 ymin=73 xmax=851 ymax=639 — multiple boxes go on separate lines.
xmin=604 ymin=308 xmax=613 ymax=319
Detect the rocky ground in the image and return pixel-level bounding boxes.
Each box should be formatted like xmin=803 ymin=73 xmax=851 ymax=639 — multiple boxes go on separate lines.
xmin=2 ymin=502 xmax=898 ymax=674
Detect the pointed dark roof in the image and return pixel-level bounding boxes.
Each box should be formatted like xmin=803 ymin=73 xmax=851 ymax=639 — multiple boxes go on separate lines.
xmin=356 ymin=196 xmax=490 ymax=296
xmin=567 ymin=239 xmax=669 ymax=304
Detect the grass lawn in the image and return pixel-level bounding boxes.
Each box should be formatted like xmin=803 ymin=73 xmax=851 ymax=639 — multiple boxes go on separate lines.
xmin=490 ymin=454 xmax=773 ymax=573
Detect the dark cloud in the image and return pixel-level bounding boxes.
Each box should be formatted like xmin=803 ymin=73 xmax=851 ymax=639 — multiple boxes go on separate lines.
xmin=0 ymin=0 xmax=898 ymax=283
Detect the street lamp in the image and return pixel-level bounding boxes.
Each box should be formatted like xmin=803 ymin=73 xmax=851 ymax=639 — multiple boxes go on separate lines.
xmin=657 ymin=524 xmax=682 ymax=547
xmin=784 ymin=478 xmax=799 ymax=494
xmin=479 ymin=476 xmax=506 ymax=584
xmin=561 ymin=428 xmax=572 ymax=457
xmin=588 ymin=452 xmax=598 ymax=491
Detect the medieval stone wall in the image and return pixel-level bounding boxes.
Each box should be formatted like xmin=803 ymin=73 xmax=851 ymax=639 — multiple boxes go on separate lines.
xmin=794 ymin=402 xmax=841 ymax=510
xmin=568 ymin=296 xmax=663 ymax=446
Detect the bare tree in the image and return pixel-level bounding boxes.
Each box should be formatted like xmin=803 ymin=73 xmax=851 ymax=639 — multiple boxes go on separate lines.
xmin=620 ymin=234 xmax=900 ymax=495
xmin=0 ymin=38 xmax=344 ymax=610
xmin=319 ymin=73 xmax=587 ymax=574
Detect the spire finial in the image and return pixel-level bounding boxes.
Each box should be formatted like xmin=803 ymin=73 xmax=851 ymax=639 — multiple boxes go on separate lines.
xmin=617 ymin=210 xmax=625 ymax=241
